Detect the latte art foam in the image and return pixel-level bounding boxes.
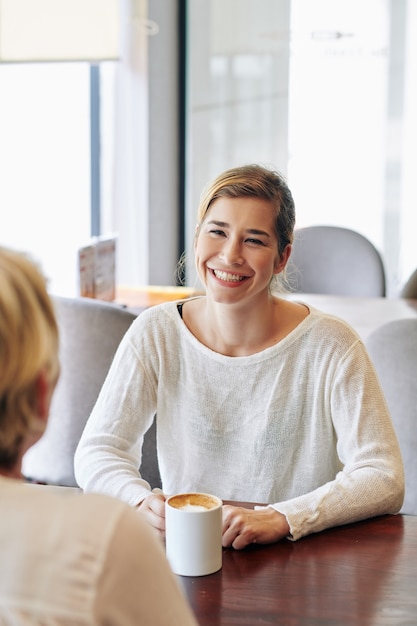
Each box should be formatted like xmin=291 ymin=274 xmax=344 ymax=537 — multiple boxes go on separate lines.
xmin=168 ymin=492 xmax=220 ymax=511
xmin=179 ymin=504 xmax=208 ymax=512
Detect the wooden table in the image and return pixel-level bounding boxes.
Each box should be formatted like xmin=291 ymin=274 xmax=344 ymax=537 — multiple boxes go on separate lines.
xmin=180 ymin=504 xmax=417 ymax=626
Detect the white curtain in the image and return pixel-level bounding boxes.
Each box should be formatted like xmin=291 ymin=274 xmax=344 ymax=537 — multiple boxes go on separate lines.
xmin=400 ymin=0 xmax=417 ymax=285
xmin=102 ymin=0 xmax=151 ymax=286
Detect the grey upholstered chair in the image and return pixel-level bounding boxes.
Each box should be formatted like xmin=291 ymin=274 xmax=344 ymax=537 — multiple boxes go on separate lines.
xmin=287 ymin=225 xmax=386 ymax=296
xmin=366 ymin=318 xmax=417 ymax=515
xmin=22 ymin=296 xmax=161 ymax=489
xmin=401 ymin=269 xmax=417 ymax=298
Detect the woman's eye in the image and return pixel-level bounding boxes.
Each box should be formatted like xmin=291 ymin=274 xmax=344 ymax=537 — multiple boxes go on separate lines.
xmin=209 ymin=229 xmax=226 ymax=236
xmin=246 ymin=238 xmax=265 ymax=246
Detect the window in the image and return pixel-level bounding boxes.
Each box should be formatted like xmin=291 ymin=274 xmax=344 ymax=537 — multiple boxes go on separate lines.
xmin=0 ymin=62 xmax=92 ymax=295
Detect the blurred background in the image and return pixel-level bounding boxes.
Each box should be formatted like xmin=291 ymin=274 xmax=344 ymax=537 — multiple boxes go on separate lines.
xmin=0 ymin=0 xmax=415 ymax=297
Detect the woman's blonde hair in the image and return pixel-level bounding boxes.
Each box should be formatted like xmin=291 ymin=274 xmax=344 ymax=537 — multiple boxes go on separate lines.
xmin=0 ymin=247 xmax=59 ymax=470
xmin=197 ymin=164 xmax=295 ymax=254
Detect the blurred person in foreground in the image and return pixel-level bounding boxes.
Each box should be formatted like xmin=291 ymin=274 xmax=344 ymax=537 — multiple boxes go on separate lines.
xmin=0 ymin=246 xmax=197 ymax=625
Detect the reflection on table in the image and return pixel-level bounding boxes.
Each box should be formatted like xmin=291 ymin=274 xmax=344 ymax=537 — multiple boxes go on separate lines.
xmin=180 ymin=503 xmax=417 ymax=626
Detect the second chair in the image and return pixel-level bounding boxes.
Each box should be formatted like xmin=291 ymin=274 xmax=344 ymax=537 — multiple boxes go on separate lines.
xmin=22 ymin=296 xmax=161 ymax=489
xmin=365 ymin=318 xmax=417 ymax=515
xmin=287 ymin=225 xmax=386 ymax=297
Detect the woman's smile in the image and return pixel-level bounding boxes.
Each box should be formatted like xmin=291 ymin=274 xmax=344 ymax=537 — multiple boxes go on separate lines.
xmin=209 ymin=268 xmax=250 ymax=284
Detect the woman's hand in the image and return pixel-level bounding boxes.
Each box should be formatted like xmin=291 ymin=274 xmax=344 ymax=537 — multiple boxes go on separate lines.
xmin=222 ymin=505 xmax=290 ymax=549
xmin=137 ymin=493 xmax=166 ymax=538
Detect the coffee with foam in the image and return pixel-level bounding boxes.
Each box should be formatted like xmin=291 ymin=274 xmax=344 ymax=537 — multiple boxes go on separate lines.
xmin=168 ymin=493 xmax=219 ymax=511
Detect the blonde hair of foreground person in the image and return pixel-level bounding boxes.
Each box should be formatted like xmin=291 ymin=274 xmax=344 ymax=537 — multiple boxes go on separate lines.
xmin=0 ymin=246 xmax=197 ymax=626
xmin=0 ymin=247 xmax=59 ymax=471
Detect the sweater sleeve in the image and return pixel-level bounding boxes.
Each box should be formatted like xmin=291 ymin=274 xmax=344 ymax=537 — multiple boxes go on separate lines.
xmin=270 ymin=338 xmax=405 ymax=540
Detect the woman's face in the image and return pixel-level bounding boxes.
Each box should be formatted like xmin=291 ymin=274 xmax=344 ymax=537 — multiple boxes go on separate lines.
xmin=195 ymin=196 xmax=289 ymax=305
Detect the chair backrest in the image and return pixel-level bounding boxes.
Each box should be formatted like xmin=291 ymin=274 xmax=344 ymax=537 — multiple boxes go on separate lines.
xmin=22 ymin=296 xmax=161 ymax=489
xmin=287 ymin=225 xmax=386 ymax=296
xmin=401 ymin=268 xmax=417 ymax=298
xmin=365 ymin=318 xmax=417 ymax=515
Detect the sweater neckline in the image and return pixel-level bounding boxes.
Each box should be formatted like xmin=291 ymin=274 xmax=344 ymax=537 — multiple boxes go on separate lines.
xmin=166 ymin=299 xmax=318 ymax=363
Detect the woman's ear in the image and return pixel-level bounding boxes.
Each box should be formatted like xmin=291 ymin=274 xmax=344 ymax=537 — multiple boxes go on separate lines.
xmin=273 ymin=244 xmax=292 ymax=275
xmin=193 ymin=223 xmax=200 ymax=251
xmin=35 ymin=369 xmax=57 ymax=422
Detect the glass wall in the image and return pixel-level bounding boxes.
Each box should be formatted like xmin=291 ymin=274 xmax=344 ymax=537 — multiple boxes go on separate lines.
xmin=184 ymin=0 xmax=416 ymax=295
xmin=184 ymin=0 xmax=291 ymax=286
xmin=287 ymin=0 xmax=403 ymax=295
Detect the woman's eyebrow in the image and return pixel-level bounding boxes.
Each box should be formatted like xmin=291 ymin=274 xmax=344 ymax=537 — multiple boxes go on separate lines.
xmin=207 ymin=220 xmax=271 ymax=238
xmin=246 ymin=228 xmax=271 ymax=238
xmin=207 ymin=220 xmax=228 ymax=228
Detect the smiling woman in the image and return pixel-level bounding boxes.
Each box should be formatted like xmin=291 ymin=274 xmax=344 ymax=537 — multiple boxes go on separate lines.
xmin=75 ymin=163 xmax=404 ymax=551
xmin=193 ymin=164 xmax=295 ymax=303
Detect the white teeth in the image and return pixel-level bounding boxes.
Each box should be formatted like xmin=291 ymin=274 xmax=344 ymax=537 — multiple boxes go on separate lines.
xmin=213 ymin=269 xmax=244 ymax=282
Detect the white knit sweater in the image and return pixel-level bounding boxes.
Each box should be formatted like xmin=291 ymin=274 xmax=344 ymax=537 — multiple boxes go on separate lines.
xmin=75 ymin=300 xmax=404 ymax=540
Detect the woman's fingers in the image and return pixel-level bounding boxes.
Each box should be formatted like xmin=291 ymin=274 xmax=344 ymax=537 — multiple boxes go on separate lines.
xmin=222 ymin=504 xmax=289 ymax=549
xmin=137 ymin=493 xmax=167 ymax=536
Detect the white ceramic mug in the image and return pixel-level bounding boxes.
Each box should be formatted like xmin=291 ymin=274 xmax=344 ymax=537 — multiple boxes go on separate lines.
xmin=165 ymin=492 xmax=223 ymax=576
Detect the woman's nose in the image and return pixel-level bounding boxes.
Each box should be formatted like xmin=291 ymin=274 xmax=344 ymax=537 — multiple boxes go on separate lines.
xmin=219 ymin=238 xmax=243 ymax=264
